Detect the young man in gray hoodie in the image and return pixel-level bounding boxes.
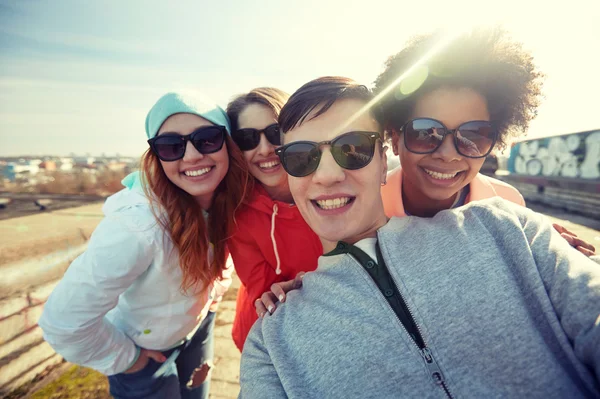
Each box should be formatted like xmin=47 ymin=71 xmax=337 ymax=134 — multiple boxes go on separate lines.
xmin=238 ymin=77 xmax=600 ymax=399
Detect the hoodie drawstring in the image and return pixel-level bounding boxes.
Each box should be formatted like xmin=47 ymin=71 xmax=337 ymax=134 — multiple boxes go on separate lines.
xmin=270 ymin=204 xmax=281 ymax=275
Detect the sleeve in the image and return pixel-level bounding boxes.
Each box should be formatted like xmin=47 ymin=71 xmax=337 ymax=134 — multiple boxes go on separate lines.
xmin=239 ymin=322 xmax=287 ymax=398
xmin=38 ymin=216 xmax=154 ymax=376
xmin=228 ymin=228 xmax=276 ymax=303
xmin=520 ymin=210 xmax=600 ymax=381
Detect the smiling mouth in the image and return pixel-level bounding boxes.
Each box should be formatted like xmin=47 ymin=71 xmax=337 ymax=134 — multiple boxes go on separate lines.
xmin=258 ymin=160 xmax=280 ymax=169
xmin=183 ymin=167 xmax=213 ymax=177
xmin=312 ymin=197 xmax=354 ymax=210
xmin=422 ymin=168 xmax=463 ymax=180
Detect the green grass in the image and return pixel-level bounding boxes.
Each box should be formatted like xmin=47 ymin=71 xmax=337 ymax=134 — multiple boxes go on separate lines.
xmin=29 ymin=365 xmax=110 ymax=399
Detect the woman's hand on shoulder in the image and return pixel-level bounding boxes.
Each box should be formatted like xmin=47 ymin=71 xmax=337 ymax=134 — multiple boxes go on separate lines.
xmin=255 ymin=272 xmax=306 ymax=318
xmin=552 ymin=223 xmax=596 ymax=257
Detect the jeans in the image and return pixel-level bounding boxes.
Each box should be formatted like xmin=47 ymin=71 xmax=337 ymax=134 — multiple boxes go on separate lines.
xmin=108 ymin=311 xmax=216 ymax=399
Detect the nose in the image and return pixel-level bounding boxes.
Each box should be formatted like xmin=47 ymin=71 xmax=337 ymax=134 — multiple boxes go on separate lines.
xmin=312 ymin=147 xmax=345 ymax=186
xmin=431 ymin=133 xmax=461 ymax=162
xmin=182 ymin=140 xmax=204 ymax=162
xmin=256 ymin=134 xmax=274 ymax=157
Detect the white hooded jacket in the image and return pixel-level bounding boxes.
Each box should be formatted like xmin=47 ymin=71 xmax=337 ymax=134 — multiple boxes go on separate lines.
xmin=39 ymin=187 xmax=232 ymax=376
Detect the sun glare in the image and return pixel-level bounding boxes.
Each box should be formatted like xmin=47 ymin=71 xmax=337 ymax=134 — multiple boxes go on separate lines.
xmin=335 ymin=25 xmax=473 ymax=135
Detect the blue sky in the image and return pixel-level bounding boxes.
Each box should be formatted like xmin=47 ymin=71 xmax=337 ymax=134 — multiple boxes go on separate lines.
xmin=0 ymin=0 xmax=599 ymax=156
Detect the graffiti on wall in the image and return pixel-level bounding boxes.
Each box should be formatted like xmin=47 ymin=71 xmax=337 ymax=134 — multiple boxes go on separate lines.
xmin=508 ymin=130 xmax=600 ymax=179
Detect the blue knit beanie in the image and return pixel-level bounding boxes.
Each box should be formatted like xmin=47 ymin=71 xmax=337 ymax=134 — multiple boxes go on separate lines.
xmin=145 ymin=91 xmax=231 ymax=138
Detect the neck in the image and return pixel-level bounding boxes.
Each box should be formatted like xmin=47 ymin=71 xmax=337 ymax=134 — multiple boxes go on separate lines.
xmin=401 ymin=171 xmax=456 ymax=217
xmin=263 ymin=183 xmax=294 ymax=204
xmin=195 ymin=193 xmax=214 ymax=210
xmin=321 ymin=210 xmax=388 ymax=254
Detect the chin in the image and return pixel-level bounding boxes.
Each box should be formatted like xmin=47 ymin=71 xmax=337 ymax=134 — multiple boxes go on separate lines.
xmin=317 ymin=226 xmax=353 ymax=245
xmin=258 ymin=174 xmax=286 ymax=188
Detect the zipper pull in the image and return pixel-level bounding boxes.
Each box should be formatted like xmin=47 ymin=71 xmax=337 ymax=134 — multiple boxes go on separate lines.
xmin=420 ymin=347 xmax=446 ymax=386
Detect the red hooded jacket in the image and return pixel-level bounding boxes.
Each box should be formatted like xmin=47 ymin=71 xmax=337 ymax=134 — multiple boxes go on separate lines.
xmin=228 ymin=184 xmax=322 ymax=350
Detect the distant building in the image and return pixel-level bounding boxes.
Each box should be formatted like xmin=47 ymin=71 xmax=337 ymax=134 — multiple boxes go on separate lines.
xmin=73 ymin=156 xmax=95 ymax=166
xmin=39 ymin=161 xmax=57 ymax=171
xmin=3 ymin=160 xmax=41 ymax=182
xmin=106 ymin=162 xmax=128 ymax=171
xmin=58 ymin=158 xmax=74 ymax=171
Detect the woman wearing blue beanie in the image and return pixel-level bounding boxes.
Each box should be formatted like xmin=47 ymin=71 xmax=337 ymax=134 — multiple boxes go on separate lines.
xmin=39 ymin=92 xmax=253 ymax=399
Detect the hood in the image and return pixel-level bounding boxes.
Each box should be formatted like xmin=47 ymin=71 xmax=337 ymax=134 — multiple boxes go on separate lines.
xmin=246 ymin=184 xmax=298 ymax=219
xmin=102 ymin=185 xmax=150 ymax=217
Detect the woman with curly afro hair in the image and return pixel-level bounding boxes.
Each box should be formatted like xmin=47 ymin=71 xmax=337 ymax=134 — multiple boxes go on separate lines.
xmin=375 ymin=28 xmax=540 ymax=214
xmin=374 ymin=27 xmax=593 ymax=255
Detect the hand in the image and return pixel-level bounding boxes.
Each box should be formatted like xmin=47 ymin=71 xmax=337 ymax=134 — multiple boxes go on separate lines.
xmin=552 ymin=223 xmax=596 ymax=257
xmin=124 ymin=349 xmax=166 ymax=374
xmin=255 ymin=272 xmax=306 ymax=318
xmin=209 ymin=301 xmax=220 ymax=312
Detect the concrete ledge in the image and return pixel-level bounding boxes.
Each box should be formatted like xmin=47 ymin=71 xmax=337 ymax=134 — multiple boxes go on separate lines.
xmin=0 ymin=304 xmax=44 ymax=345
xmin=0 ymin=353 xmax=62 ymax=395
xmin=0 ymin=296 xmax=28 ymax=320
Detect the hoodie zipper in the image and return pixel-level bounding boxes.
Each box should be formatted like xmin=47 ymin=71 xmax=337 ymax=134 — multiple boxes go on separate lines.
xmin=350 ymin=243 xmax=454 ymax=399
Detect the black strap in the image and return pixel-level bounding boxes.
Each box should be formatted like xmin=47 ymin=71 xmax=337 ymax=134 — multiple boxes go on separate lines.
xmin=327 ymin=241 xmax=425 ymax=348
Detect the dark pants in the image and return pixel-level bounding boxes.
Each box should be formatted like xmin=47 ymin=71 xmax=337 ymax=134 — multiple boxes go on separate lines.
xmin=108 ymin=311 xmax=216 ymax=399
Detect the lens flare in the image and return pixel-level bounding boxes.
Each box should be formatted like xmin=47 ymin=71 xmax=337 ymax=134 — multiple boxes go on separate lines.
xmin=335 ymin=28 xmax=472 ymax=135
xmin=396 ymin=65 xmax=429 ymax=100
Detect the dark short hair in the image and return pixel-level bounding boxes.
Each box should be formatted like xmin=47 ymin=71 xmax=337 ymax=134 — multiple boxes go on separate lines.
xmin=279 ymin=76 xmax=383 ymax=133
xmin=226 ymin=87 xmax=289 ymax=132
xmin=373 ymin=27 xmax=544 ymax=149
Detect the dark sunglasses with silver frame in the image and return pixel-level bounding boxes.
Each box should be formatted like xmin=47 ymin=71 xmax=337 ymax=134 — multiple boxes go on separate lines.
xmin=275 ymin=131 xmax=382 ymax=178
xmin=401 ymin=117 xmax=497 ymax=158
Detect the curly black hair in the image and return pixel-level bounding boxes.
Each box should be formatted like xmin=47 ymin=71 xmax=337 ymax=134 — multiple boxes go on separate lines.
xmin=373 ymin=27 xmax=544 ymax=149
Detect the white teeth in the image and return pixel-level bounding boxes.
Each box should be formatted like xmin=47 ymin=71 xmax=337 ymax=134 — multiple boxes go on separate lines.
xmin=259 ymin=160 xmax=280 ymax=169
xmin=424 ymin=168 xmax=459 ymax=180
xmin=315 ymin=197 xmax=351 ymax=210
xmin=184 ymin=167 xmax=211 ymax=177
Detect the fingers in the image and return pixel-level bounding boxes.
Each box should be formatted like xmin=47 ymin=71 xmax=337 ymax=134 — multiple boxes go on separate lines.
xmin=552 ymin=223 xmax=567 ymax=235
xmin=561 ymin=233 xmax=595 ymax=251
xmin=262 ymin=291 xmax=278 ymax=313
xmin=570 ymin=235 xmax=596 ymax=253
xmin=560 ymin=233 xmax=596 ymax=256
xmin=553 ymin=223 xmax=577 ymax=237
xmin=292 ymin=272 xmax=306 ymax=289
xmin=270 ymin=283 xmax=287 ymax=303
xmin=576 ymin=246 xmax=596 ymax=257
xmin=255 ymin=298 xmax=268 ymax=318
xmin=254 ymin=292 xmax=277 ymax=318
xmin=573 ymin=237 xmax=595 ymax=252
xmin=145 ymin=349 xmax=167 ymax=363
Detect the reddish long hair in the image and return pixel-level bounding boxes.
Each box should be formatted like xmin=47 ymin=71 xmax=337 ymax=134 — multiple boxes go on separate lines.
xmin=141 ymin=134 xmax=253 ymax=292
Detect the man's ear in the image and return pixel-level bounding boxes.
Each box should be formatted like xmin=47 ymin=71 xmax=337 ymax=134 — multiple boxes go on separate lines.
xmin=381 ymin=145 xmax=389 ymax=184
xmin=389 ymin=128 xmax=401 ymax=156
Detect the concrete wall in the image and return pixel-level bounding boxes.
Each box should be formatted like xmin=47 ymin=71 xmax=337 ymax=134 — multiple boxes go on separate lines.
xmin=507 ymin=129 xmax=600 ymax=179
xmin=502 ymin=130 xmax=600 ymax=220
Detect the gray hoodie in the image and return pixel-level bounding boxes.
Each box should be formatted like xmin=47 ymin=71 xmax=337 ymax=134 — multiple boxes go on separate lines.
xmin=239 ymin=198 xmax=600 ymax=398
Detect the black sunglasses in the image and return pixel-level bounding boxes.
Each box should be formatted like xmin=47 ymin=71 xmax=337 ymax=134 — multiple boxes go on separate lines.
xmin=232 ymin=123 xmax=281 ymax=151
xmin=275 ymin=131 xmax=381 ymax=178
xmin=401 ymin=118 xmax=497 ymax=158
xmin=148 ymin=125 xmax=226 ymax=162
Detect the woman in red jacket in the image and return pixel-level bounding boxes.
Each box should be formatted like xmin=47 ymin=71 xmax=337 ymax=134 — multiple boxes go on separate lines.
xmin=226 ymin=88 xmax=323 ymax=351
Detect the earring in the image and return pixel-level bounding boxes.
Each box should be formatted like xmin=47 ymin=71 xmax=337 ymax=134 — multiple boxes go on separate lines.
xmin=381 ymin=177 xmax=387 ymax=186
